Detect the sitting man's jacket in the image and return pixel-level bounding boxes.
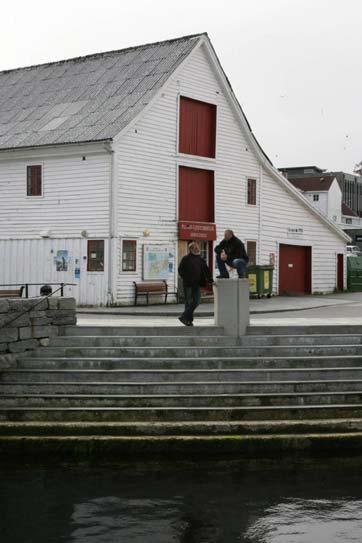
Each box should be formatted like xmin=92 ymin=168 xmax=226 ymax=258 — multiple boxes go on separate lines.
xmin=214 ymin=235 xmax=249 ymax=264
xmin=178 ymin=254 xmax=213 ymax=288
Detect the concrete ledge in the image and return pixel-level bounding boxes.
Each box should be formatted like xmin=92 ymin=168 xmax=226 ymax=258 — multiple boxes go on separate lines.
xmin=1 ymin=433 xmax=362 ymax=459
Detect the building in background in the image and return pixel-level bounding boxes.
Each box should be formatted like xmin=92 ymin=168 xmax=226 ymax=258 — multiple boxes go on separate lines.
xmin=281 ymin=166 xmax=362 ymax=246
xmin=0 ymin=34 xmax=349 ymax=304
xmin=281 ymin=166 xmax=362 ymax=217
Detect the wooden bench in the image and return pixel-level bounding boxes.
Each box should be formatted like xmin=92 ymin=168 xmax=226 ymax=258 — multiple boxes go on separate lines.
xmin=0 ymin=286 xmax=24 ymax=298
xmin=134 ymin=281 xmax=177 ymax=306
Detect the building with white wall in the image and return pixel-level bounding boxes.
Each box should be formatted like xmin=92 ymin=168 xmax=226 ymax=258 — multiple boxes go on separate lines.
xmin=288 ymin=175 xmax=362 ymax=235
xmin=0 ymin=33 xmax=349 ymax=304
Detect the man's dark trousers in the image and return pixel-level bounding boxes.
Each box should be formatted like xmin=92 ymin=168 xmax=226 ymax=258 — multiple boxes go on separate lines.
xmin=216 ymin=254 xmax=248 ymax=278
xmin=181 ymin=286 xmax=201 ymax=323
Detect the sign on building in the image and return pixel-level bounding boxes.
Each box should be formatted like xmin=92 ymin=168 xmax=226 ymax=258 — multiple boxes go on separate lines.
xmin=143 ymin=244 xmax=175 ymax=280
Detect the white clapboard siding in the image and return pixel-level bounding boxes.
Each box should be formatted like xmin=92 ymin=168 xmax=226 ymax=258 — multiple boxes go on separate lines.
xmin=0 ymin=147 xmax=111 ymax=238
xmin=115 ymin=84 xmax=179 ymax=303
xmin=260 ymin=172 xmax=346 ymax=292
xmin=115 ymin=41 xmax=346 ymax=301
xmin=0 ymin=238 xmax=108 ymax=305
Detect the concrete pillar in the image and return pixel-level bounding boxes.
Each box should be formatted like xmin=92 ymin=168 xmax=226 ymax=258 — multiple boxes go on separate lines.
xmin=214 ymin=279 xmax=250 ymax=336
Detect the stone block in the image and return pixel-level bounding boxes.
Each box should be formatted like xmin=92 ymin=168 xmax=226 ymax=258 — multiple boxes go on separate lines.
xmin=47 ymin=298 xmax=59 ymax=310
xmin=8 ymin=299 xmax=34 ymax=312
xmin=0 ymin=327 xmax=19 ymax=343
xmin=51 ymin=315 xmax=77 ymax=326
xmin=8 ymin=339 xmax=39 ymax=353
xmin=29 ymin=298 xmax=49 ymax=311
xmin=48 ymin=326 xmax=59 ymax=337
xmin=30 ymin=317 xmax=53 ymax=326
xmin=0 ymin=343 xmax=7 ymax=352
xmin=58 ymin=298 xmax=76 ymax=310
xmin=19 ymin=327 xmax=32 ymax=340
xmin=4 ymin=313 xmax=31 ymax=327
xmin=47 ymin=309 xmax=74 ymax=318
xmin=0 ymin=353 xmax=16 ymax=369
xmin=29 ymin=311 xmax=47 ymax=318
xmin=0 ymin=300 xmax=9 ymax=313
xmin=31 ymin=326 xmax=52 ymax=339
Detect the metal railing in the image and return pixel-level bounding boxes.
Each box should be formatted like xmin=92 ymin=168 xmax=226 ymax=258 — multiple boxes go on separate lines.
xmin=0 ymin=283 xmax=77 ymax=330
xmin=0 ymin=282 xmax=73 ymax=298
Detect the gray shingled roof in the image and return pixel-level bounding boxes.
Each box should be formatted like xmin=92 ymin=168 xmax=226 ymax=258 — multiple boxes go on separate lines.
xmin=0 ymin=34 xmax=203 ymax=150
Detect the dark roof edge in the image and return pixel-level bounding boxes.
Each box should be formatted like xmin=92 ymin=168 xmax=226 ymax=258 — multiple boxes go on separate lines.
xmin=0 ymin=32 xmax=207 ymax=75
xmin=279 ymin=166 xmax=326 ymax=171
xmin=0 ymin=138 xmax=113 ymax=153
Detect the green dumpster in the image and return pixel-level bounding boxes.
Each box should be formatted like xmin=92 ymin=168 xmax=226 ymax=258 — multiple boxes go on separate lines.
xmin=347 ymin=257 xmax=362 ymax=291
xmin=247 ymin=265 xmax=274 ymax=298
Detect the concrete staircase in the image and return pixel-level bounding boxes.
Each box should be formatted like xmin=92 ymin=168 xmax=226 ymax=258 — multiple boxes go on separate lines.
xmin=2 ymin=324 xmax=362 ymax=456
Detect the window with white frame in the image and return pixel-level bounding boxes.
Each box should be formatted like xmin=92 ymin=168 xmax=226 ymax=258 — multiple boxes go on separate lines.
xmin=27 ymin=165 xmax=42 ymax=196
xmin=122 ymin=240 xmax=137 ymax=272
xmin=247 ymin=179 xmax=257 ymax=206
xmin=313 ymin=194 xmax=319 ymax=201
xmin=246 ymin=240 xmax=257 ymax=265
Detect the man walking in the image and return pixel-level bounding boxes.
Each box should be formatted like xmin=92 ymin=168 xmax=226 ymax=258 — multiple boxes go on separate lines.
xmin=215 ymin=229 xmax=249 ymax=278
xmin=178 ymin=242 xmax=213 ymax=326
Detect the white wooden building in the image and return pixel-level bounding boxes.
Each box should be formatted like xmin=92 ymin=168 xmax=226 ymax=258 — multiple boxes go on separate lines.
xmin=0 ymin=33 xmax=349 ymax=304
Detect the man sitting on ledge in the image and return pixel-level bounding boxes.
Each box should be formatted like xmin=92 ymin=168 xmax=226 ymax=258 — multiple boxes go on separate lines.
xmin=215 ymin=229 xmax=249 ymax=279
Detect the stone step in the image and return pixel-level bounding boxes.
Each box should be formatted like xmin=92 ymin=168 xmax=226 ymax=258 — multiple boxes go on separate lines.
xmin=2 ymin=418 xmax=362 ymax=436
xmin=3 ymin=391 xmax=362 ymax=408
xmin=3 ymin=432 xmax=362 ymax=458
xmin=13 ymin=355 xmax=362 ymax=370
xmin=7 ymin=367 xmax=362 ymax=383
xmin=61 ymin=325 xmax=224 ymax=337
xmin=22 ymin=345 xmax=362 ymax=358
xmin=5 ymin=367 xmax=362 ymax=383
xmin=247 ymin=325 xmax=362 ymax=336
xmin=50 ymin=335 xmax=239 ymax=347
xmin=240 ymin=335 xmax=362 ymax=346
xmin=3 ymin=379 xmax=362 ymax=395
xmin=2 ymin=404 xmax=362 ymax=422
xmin=50 ymin=334 xmax=362 ymax=348
xmin=8 ymin=431 xmax=362 ymax=458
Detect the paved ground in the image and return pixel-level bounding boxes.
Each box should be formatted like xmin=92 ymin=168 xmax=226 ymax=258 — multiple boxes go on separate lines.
xmin=78 ymin=291 xmax=357 ymax=316
xmin=77 ymin=292 xmax=362 ymax=328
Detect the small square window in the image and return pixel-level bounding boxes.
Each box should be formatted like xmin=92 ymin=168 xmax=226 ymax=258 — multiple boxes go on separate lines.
xmin=313 ymin=194 xmax=319 ymax=201
xmin=247 ymin=179 xmax=257 ymax=205
xmin=246 ymin=241 xmax=257 ymax=265
xmin=122 ymin=240 xmax=137 ymax=272
xmin=87 ymin=240 xmax=104 ymax=272
xmin=27 ymin=165 xmax=42 ymax=196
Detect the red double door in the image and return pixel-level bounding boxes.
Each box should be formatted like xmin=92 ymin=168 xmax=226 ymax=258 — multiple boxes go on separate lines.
xmin=279 ymin=244 xmax=312 ymax=295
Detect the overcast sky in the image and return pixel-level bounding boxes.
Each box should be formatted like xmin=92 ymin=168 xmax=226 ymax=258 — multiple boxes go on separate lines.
xmin=1 ymin=0 xmax=361 ymax=173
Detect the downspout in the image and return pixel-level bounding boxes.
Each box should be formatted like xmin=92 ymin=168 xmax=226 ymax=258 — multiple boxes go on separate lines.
xmin=258 ymin=165 xmax=263 ymax=265
xmin=104 ymin=142 xmax=115 ymax=306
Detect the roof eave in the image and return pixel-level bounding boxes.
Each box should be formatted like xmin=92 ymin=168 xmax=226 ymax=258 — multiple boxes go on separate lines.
xmin=0 ymin=138 xmax=113 ymax=154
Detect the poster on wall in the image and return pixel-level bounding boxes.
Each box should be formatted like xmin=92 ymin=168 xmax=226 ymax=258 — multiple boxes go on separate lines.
xmin=54 ymin=250 xmax=70 ymax=272
xmin=143 ymin=245 xmax=174 ymax=280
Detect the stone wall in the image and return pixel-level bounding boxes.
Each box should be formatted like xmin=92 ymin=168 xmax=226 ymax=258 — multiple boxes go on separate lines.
xmin=0 ymin=297 xmax=76 ymax=358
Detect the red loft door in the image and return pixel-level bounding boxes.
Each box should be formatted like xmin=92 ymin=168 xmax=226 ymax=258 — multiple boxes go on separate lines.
xmin=179 ymin=166 xmax=214 ymax=223
xmin=179 ymin=97 xmax=216 ymax=158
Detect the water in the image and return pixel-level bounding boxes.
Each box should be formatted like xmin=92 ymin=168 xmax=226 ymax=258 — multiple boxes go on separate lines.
xmin=1 ymin=456 xmax=362 ymax=542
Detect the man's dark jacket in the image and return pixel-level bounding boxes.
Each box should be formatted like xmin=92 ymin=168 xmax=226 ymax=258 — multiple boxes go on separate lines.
xmin=214 ymin=235 xmax=249 ymax=265
xmin=178 ymin=254 xmax=213 ymax=288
